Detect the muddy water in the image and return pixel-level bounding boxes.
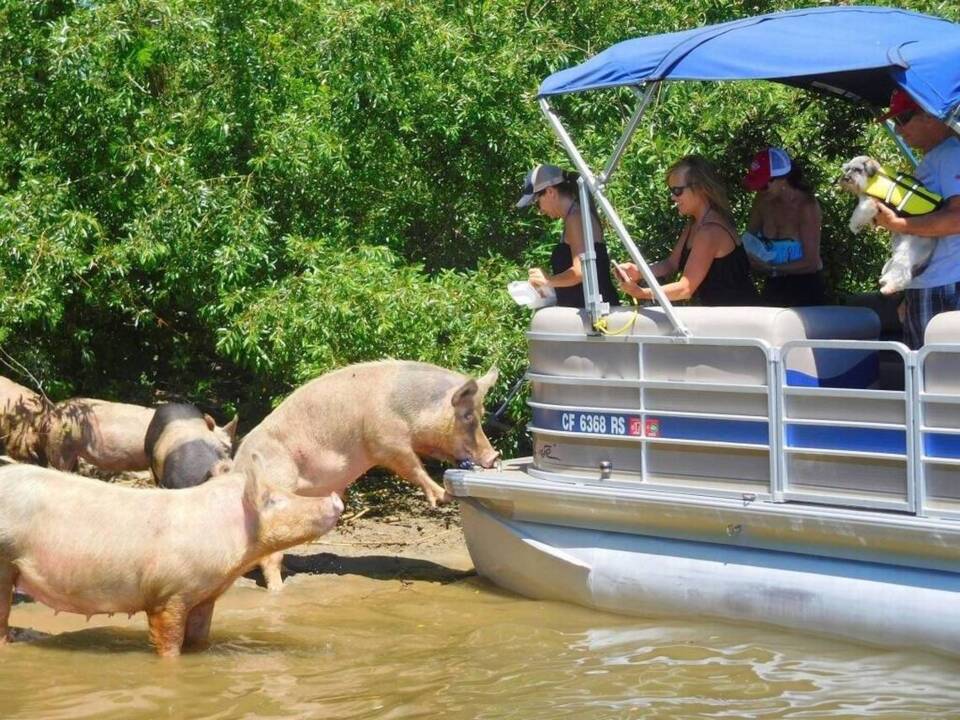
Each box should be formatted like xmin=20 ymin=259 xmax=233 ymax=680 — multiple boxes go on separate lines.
xmin=2 ymin=569 xmax=959 ymax=719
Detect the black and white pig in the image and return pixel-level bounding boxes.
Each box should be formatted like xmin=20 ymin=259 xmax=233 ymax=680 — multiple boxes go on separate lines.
xmin=144 ymin=403 xmax=238 ymax=489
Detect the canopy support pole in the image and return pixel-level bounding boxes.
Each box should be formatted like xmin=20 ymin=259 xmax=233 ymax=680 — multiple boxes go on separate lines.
xmin=883 ymin=120 xmax=919 ymax=168
xmin=948 ymin=109 xmax=960 ymax=136
xmin=577 ymin=177 xmax=608 ymax=327
xmin=539 ymin=96 xmax=691 ymax=338
xmin=599 ymin=83 xmax=658 ymax=187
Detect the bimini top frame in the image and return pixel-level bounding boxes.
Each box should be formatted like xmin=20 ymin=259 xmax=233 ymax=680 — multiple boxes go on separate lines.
xmin=538 ymin=6 xmax=960 ymax=334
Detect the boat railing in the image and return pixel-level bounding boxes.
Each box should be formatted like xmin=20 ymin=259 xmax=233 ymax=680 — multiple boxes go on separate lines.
xmin=525 ymin=331 xmax=959 ymax=521
xmin=916 ymin=342 xmax=960 ymax=520
xmin=777 ymin=339 xmax=915 ymax=513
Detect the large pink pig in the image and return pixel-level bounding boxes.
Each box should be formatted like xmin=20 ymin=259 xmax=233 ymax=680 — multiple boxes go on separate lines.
xmin=0 ymin=376 xmax=49 ymax=464
xmin=43 ymin=398 xmax=156 ymax=473
xmin=232 ymin=360 xmax=499 ymax=590
xmin=0 ymin=456 xmax=342 ymax=657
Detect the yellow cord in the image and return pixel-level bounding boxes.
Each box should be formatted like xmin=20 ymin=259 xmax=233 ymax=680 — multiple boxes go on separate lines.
xmin=593 ymin=298 xmax=640 ymax=336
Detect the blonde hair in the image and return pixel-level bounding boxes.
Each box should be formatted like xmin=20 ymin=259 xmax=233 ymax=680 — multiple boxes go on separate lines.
xmin=667 ymin=155 xmax=732 ymax=222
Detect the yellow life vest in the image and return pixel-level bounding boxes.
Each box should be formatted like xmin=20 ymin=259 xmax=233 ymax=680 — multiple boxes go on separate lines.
xmin=864 ymin=167 xmax=943 ymax=217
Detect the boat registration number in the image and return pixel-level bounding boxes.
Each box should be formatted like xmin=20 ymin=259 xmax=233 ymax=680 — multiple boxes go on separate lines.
xmin=557 ymin=411 xmax=644 ymax=436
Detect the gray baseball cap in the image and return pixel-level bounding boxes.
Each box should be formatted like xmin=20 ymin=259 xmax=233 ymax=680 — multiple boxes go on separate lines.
xmin=516 ymin=164 xmax=566 ymax=208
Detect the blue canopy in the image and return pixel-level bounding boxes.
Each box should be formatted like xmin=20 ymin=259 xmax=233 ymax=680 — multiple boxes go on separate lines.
xmin=538 ymin=6 xmax=960 ymax=126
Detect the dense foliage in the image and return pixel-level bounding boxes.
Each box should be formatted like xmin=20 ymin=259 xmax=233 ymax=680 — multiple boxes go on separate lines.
xmin=0 ymin=0 xmax=957 ymax=457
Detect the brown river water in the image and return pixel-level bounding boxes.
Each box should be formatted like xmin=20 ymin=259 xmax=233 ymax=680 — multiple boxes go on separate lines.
xmin=3 ymin=558 xmax=959 ymax=719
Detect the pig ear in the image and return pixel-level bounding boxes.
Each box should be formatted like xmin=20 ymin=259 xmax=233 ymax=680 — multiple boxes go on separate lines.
xmin=204 ymin=414 xmax=216 ymax=431
xmin=451 ymin=379 xmax=479 ymax=409
xmin=475 ymin=366 xmax=499 ymax=399
xmin=224 ymin=415 xmax=239 ymax=440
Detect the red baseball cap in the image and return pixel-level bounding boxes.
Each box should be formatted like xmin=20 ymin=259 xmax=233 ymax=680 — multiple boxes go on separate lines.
xmin=878 ymin=88 xmax=921 ymax=123
xmin=743 ymin=147 xmax=792 ymax=192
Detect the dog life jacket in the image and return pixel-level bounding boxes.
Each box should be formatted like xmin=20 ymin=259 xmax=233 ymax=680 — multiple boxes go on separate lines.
xmin=865 ymin=167 xmax=944 ymax=216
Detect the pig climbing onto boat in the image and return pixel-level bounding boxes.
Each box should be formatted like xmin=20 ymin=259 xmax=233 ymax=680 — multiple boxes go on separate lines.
xmin=144 ymin=403 xmax=238 ymax=489
xmin=0 ymin=456 xmax=343 ymax=657
xmin=43 ymin=398 xmax=156 ymax=473
xmin=0 ymin=376 xmax=49 ymax=464
xmin=232 ymin=360 xmax=500 ymax=591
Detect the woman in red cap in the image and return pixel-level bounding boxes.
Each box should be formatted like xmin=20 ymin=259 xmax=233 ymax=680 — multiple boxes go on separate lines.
xmin=742 ymin=147 xmax=825 ymax=306
xmin=615 ymin=155 xmax=758 ymax=306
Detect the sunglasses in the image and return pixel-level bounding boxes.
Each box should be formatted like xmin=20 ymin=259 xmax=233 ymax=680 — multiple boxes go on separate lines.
xmin=669 ymin=185 xmax=690 ymax=197
xmin=894 ymin=110 xmax=919 ymax=127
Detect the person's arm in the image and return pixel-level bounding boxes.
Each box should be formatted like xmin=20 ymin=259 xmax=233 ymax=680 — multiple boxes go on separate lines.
xmin=771 ymin=198 xmax=822 ymax=275
xmin=620 ymin=228 xmax=685 ymax=284
xmin=616 ymin=230 xmax=686 ymax=297
xmin=873 ymin=196 xmax=960 ymax=237
xmin=747 ymin=195 xmax=764 ymax=234
xmin=619 ymin=226 xmax=723 ymax=302
xmin=744 ymin=196 xmax=775 ymax=274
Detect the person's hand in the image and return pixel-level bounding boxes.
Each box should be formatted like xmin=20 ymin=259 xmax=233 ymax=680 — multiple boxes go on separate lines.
xmin=872 ymin=200 xmax=907 ymax=233
xmin=617 ymin=262 xmax=642 ymax=283
xmin=528 ymin=268 xmax=550 ymax=292
xmin=613 ymin=269 xmax=645 ymax=300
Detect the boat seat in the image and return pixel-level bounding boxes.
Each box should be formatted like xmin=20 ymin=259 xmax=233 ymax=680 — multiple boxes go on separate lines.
xmin=923 ymin=311 xmax=960 ymax=395
xmin=924 ymin=310 xmax=960 ymax=344
xmin=529 ymin=305 xmax=881 ymax=388
xmin=842 ymin=292 xmax=902 ymax=341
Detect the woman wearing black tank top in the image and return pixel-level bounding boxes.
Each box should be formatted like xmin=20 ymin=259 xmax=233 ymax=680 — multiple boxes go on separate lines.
xmin=617 ymin=155 xmax=758 ymax=306
xmin=516 ymin=164 xmax=619 ymax=308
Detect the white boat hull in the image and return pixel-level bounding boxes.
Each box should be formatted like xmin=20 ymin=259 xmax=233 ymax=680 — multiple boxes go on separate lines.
xmin=459 ymin=498 xmax=960 ymax=655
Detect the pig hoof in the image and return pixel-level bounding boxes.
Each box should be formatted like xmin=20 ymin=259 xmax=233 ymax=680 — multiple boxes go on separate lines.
xmin=265 ymin=572 xmax=285 ymax=592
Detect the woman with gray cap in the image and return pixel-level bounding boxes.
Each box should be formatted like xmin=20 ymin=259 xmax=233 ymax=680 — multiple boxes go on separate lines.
xmin=517 ymin=164 xmax=619 ymax=308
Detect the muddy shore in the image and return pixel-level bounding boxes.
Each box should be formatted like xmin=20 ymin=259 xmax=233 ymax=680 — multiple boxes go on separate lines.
xmin=248 ymin=492 xmax=475 ymax=588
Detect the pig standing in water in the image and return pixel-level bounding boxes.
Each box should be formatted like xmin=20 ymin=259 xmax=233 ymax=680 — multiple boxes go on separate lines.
xmin=144 ymin=403 xmax=238 ymax=488
xmin=0 ymin=456 xmax=343 ymax=656
xmin=0 ymin=376 xmax=48 ymax=464
xmin=43 ymin=398 xmax=155 ymax=473
xmin=232 ymin=360 xmax=499 ymax=591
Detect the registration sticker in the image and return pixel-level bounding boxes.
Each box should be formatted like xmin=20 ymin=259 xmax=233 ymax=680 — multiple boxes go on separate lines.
xmin=533 ymin=408 xmax=644 ymax=437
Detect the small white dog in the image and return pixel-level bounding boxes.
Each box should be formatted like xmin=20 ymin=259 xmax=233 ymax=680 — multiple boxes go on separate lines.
xmin=840 ymin=155 xmax=937 ymax=295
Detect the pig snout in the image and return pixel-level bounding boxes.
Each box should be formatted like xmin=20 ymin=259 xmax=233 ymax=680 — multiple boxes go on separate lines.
xmin=313 ymin=492 xmax=344 ymax=534
xmin=475 ymin=444 xmax=499 ymax=469
xmin=459 ymin=434 xmax=499 ymax=469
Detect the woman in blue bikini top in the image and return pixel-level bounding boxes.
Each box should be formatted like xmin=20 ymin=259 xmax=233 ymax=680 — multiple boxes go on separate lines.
xmin=742 ymin=147 xmax=826 ymax=307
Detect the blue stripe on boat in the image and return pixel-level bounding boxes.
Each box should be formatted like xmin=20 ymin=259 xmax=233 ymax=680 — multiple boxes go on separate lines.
xmin=656 ymin=416 xmax=768 ymax=444
xmin=531 ymin=408 xmax=768 ymax=444
xmin=924 ymin=432 xmax=960 ymax=459
xmin=787 ymin=424 xmax=906 ymax=454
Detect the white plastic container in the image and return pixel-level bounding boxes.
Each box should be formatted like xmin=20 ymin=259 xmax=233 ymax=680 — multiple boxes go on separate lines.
xmin=507 ymin=281 xmax=557 ymax=309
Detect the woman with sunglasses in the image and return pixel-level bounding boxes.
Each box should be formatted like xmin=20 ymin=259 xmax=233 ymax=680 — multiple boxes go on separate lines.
xmin=616 ymin=155 xmax=758 ymax=306
xmin=742 ymin=147 xmax=825 ymax=306
xmin=517 ymin=164 xmax=619 ymax=308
